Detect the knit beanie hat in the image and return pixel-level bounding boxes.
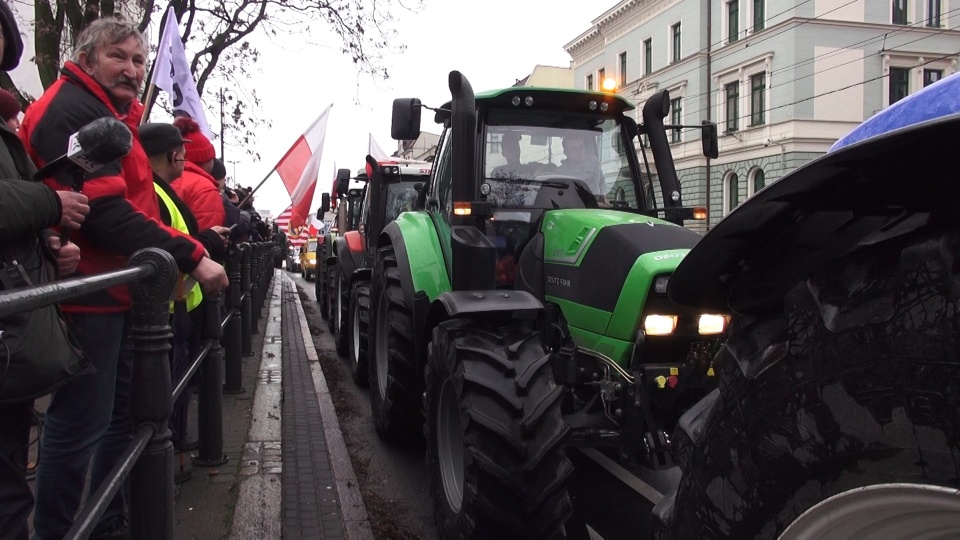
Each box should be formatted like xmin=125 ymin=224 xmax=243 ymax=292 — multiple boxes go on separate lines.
xmin=0 ymin=1 xmax=23 ymax=71
xmin=0 ymin=88 xmax=19 ymax=121
xmin=173 ymin=117 xmax=215 ymax=164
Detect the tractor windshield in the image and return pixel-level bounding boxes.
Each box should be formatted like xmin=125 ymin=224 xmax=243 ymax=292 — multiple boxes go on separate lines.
xmin=384 ymin=181 xmax=421 ymax=223
xmin=482 ymin=111 xmax=650 ymax=212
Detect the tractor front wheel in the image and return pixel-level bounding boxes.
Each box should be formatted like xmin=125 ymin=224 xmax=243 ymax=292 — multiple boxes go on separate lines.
xmin=317 ymin=261 xmax=328 ymax=318
xmin=425 ymin=319 xmax=573 ymax=539
xmin=368 ymin=245 xmax=421 ymax=443
xmin=334 ymin=264 xmax=349 ymax=355
xmin=348 ymin=282 xmax=370 ymax=386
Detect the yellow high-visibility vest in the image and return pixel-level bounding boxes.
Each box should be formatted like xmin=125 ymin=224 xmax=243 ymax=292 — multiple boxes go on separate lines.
xmin=154 ymin=182 xmax=203 ymax=312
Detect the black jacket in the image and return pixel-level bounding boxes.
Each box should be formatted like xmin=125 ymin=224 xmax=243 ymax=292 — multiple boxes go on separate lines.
xmin=0 ymin=124 xmax=60 ymax=288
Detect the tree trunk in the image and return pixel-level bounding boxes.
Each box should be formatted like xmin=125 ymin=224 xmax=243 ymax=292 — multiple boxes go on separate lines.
xmin=34 ymin=1 xmax=63 ymax=89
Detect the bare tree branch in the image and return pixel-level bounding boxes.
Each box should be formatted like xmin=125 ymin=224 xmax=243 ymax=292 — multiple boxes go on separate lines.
xmin=13 ymin=0 xmax=422 ymax=158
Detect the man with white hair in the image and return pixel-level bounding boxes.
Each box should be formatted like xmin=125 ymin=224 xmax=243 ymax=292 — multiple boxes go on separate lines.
xmin=21 ymin=17 xmax=227 ymax=539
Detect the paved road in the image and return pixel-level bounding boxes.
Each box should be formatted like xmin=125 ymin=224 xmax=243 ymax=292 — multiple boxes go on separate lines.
xmin=288 ymin=270 xmax=680 ymax=540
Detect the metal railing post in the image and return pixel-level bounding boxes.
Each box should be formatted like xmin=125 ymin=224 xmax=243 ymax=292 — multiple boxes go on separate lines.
xmin=250 ymin=245 xmax=262 ymax=326
xmin=194 ymin=293 xmax=228 ymax=466
xmin=240 ymin=244 xmax=255 ymax=347
xmin=223 ymin=246 xmax=244 ymax=393
xmin=127 ymin=249 xmax=178 ymax=540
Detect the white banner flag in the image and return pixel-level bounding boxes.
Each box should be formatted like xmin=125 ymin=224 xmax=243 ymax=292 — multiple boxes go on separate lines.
xmin=151 ymin=8 xmax=214 ymax=140
xmin=368 ymin=133 xmax=390 ymax=161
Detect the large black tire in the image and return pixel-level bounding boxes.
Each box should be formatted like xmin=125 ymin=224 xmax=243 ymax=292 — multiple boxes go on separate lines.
xmin=425 ymin=319 xmax=573 ymax=539
xmin=348 ymin=282 xmax=370 ymax=386
xmin=327 ymin=262 xmax=339 ymax=332
xmin=313 ymin=261 xmax=329 ymax=319
xmin=317 ymin=260 xmax=328 ymax=318
xmin=657 ymin=228 xmax=960 ymax=539
xmin=368 ymin=245 xmax=421 ymax=443
xmin=334 ymin=264 xmax=349 ymax=355
xmin=323 ymin=259 xmax=339 ymax=326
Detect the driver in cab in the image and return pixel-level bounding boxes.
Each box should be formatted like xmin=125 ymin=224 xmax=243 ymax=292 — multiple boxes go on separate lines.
xmin=491 ymin=131 xmax=533 ymax=180
xmin=557 ymin=135 xmax=610 ymax=207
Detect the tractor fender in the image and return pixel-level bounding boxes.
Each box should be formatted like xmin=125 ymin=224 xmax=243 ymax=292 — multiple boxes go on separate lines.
xmin=335 ymin=236 xmax=363 ymax=281
xmin=348 ymin=268 xmax=372 ymax=290
xmin=434 ymin=290 xmax=543 ymax=318
xmin=380 ymin=216 xmax=453 ymax=370
xmin=379 ymin=217 xmax=451 ymax=312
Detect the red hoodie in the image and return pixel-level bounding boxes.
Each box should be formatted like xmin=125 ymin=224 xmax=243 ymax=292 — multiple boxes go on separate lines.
xmin=20 ymin=62 xmax=204 ymax=313
xmin=172 ymin=161 xmax=226 ymax=230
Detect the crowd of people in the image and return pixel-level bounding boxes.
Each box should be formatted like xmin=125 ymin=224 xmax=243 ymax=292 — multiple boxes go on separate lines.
xmin=0 ymin=9 xmax=272 ymax=539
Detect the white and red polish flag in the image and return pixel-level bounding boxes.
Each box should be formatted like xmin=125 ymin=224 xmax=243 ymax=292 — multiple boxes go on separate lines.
xmin=274 ymin=104 xmax=333 ymax=230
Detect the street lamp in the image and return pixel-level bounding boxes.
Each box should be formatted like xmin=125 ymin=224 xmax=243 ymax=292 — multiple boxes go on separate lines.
xmin=227 ymin=159 xmax=239 ymax=187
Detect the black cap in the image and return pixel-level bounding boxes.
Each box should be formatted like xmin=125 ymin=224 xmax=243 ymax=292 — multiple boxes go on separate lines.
xmin=138 ymin=123 xmax=190 ymax=156
xmin=210 ymin=157 xmax=226 ymax=180
xmin=0 ymin=1 xmax=23 ymax=71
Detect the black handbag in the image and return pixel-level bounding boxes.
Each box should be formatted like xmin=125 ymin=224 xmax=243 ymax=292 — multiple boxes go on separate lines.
xmin=0 ymin=253 xmax=89 ymax=403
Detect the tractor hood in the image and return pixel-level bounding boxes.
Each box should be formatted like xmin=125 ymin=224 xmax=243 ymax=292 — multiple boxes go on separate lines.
xmin=669 ymin=112 xmax=960 ymax=316
xmin=534 ymin=209 xmax=701 ymax=341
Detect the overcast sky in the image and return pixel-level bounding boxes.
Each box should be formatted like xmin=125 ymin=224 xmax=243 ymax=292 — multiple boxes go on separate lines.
xmin=10 ymin=0 xmax=607 ymax=218
xmin=231 ymin=0 xmax=610 ymax=218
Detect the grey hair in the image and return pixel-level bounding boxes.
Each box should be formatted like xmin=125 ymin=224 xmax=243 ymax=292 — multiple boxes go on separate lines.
xmin=72 ymin=17 xmax=145 ymax=64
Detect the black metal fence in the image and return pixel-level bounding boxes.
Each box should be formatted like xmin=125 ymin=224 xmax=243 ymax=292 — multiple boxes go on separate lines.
xmin=0 ymin=241 xmax=280 ymax=540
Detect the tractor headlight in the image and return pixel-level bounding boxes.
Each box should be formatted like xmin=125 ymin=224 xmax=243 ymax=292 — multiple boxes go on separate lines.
xmin=644 ymin=315 xmax=677 ymax=336
xmin=698 ymin=314 xmax=726 ymax=335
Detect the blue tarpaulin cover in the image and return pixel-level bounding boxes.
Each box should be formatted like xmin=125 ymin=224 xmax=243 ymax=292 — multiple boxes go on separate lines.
xmin=830 ymin=70 xmax=960 ymax=152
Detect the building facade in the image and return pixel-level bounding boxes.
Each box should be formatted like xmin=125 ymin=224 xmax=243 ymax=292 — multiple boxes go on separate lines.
xmin=565 ymin=0 xmax=960 ymax=231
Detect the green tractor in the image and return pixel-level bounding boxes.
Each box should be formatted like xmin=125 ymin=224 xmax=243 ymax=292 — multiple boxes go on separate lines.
xmin=366 ymin=70 xmax=724 ymax=537
xmin=318 ymin=169 xmax=362 ymax=324
xmin=329 ymin=157 xmax=431 ymax=384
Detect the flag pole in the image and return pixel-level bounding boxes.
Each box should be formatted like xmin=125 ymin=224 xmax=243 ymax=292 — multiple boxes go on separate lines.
xmin=240 ymin=103 xmax=333 ymax=209
xmin=140 ymin=4 xmax=176 ymax=123
xmin=238 ymin=168 xmax=276 ymax=208
xmin=140 ymin=84 xmax=158 ymax=126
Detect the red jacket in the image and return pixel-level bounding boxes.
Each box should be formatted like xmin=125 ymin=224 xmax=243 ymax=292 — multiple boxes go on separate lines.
xmin=172 ymin=162 xmax=225 ymax=230
xmin=20 ymin=62 xmax=204 ymax=313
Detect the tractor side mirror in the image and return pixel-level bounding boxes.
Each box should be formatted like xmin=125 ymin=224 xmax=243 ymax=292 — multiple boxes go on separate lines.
xmin=392 ymin=98 xmax=422 ymax=141
xmin=319 ymin=193 xmax=330 ymax=215
xmin=701 ymin=121 xmax=719 ymax=159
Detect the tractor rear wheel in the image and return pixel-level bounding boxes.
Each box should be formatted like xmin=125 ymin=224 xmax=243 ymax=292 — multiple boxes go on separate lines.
xmin=425 ymin=319 xmax=573 ymax=539
xmin=348 ymin=282 xmax=370 ymax=386
xmin=368 ymin=245 xmax=421 ymax=443
xmin=326 ymin=261 xmax=337 ymax=332
xmin=656 ymin=228 xmax=960 ymax=539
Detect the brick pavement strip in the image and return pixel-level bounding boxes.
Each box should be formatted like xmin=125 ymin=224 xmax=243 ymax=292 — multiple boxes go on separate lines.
xmin=174 ymin=271 xmax=371 ymax=539
xmin=281 ymin=275 xmax=373 ymax=539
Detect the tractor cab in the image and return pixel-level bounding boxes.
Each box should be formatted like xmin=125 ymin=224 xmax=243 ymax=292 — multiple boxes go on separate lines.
xmin=357 ymin=159 xmax=431 ymax=263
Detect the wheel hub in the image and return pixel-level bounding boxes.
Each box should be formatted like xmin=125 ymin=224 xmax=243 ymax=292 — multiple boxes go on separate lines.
xmin=437 ymin=378 xmax=464 ymax=514
xmin=780 ymin=483 xmax=960 ymax=539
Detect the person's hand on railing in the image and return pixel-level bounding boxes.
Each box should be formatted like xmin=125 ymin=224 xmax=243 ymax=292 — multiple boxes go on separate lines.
xmin=46 ymin=235 xmax=81 ymax=276
xmin=211 ymin=226 xmax=231 ymax=249
xmin=190 ymin=256 xmax=228 ymax=295
xmin=55 ymin=190 xmax=90 ymax=229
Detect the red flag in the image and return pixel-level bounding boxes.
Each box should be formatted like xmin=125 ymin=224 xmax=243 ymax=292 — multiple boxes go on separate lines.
xmin=274 ymin=104 xmax=333 ymax=230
